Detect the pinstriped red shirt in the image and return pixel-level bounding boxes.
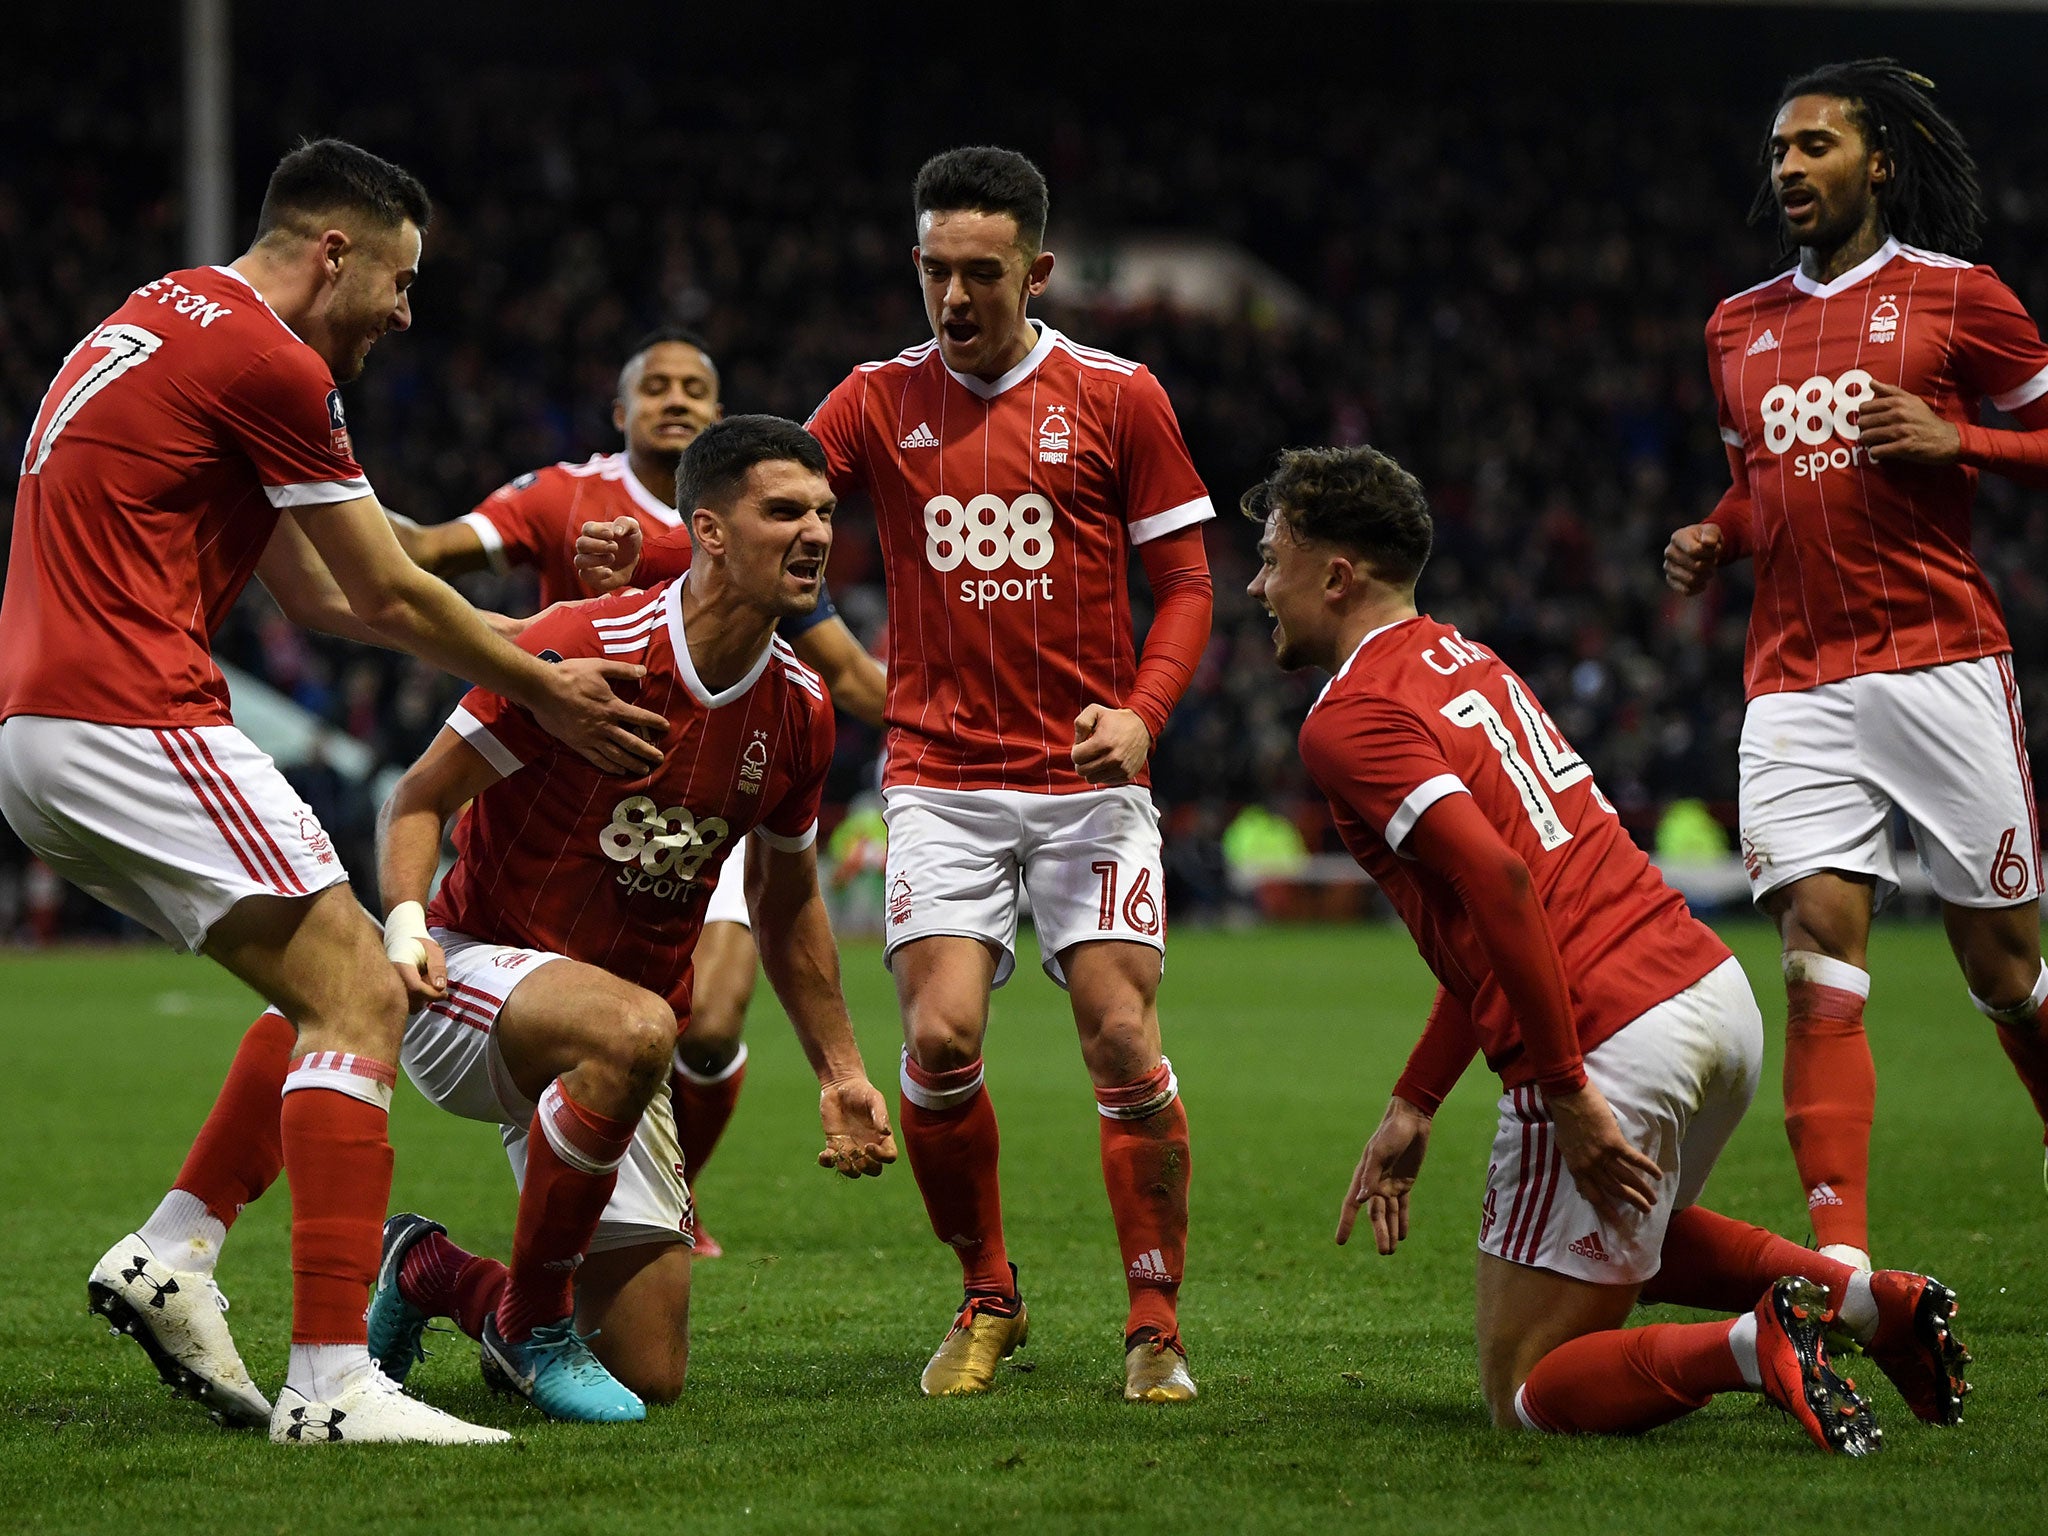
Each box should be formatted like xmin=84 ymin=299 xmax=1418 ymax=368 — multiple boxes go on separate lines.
xmin=805 ymin=323 xmax=1213 ymax=793
xmin=1705 ymin=238 xmax=2048 ymax=697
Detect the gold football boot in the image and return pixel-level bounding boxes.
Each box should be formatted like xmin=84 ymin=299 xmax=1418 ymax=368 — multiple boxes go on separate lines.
xmin=1123 ymin=1327 xmax=1197 ymax=1403
xmin=919 ymin=1291 xmax=1029 ymax=1397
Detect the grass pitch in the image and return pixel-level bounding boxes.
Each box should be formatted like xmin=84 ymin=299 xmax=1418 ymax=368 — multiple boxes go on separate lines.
xmin=1 ymin=921 xmax=2042 ymax=1534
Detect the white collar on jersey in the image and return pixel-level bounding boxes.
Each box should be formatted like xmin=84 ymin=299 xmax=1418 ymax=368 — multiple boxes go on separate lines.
xmin=1313 ymin=618 xmax=1415 ymax=708
xmin=209 ymin=264 xmax=301 ymax=341
xmin=944 ymin=320 xmax=1062 ymax=400
xmin=1790 ymin=236 xmax=1901 ymax=299
xmin=663 ymin=577 xmax=774 ymax=708
xmin=611 ymin=453 xmax=684 ymax=525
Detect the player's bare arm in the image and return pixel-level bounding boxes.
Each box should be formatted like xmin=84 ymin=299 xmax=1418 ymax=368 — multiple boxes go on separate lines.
xmin=1661 ymin=522 xmax=1726 ymax=595
xmin=256 ymin=514 xmax=395 ymax=648
xmin=384 ymin=508 xmax=493 ymax=577
xmin=1403 ymin=793 xmax=1663 ymax=1223
xmin=375 ymin=727 xmax=504 ymax=1006
xmin=291 ymin=493 xmax=667 ymax=774
xmin=744 ymin=837 xmax=898 ymax=1177
xmin=1337 ymin=1096 xmax=1433 ymax=1254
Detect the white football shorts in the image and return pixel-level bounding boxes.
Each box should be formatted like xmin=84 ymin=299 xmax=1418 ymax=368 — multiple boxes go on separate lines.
xmin=399 ymin=929 xmax=693 ymax=1253
xmin=0 ymin=715 xmax=350 ymax=952
xmin=701 ymin=833 xmax=752 ymax=929
xmin=880 ymin=784 xmax=1165 ymax=988
xmin=1738 ymin=654 xmax=2043 ymax=909
xmin=1477 ymin=957 xmax=1762 ymax=1286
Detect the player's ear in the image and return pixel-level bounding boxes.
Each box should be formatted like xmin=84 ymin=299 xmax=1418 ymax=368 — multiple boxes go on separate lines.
xmin=1026 ymin=250 xmax=1055 ymax=297
xmin=318 ymin=228 xmax=350 ymax=281
xmin=611 ymin=397 xmax=627 ymax=435
xmin=690 ymin=505 xmax=725 ymax=557
xmin=1324 ymin=554 xmax=1355 ymax=601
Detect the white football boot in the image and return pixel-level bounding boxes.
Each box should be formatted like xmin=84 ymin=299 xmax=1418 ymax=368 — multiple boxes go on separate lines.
xmin=88 ymin=1233 xmax=271 ymax=1428
xmin=271 ymin=1364 xmax=511 ymax=1445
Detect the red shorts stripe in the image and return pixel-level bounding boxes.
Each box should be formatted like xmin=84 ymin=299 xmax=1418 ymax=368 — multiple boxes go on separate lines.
xmin=424 ymin=1001 xmax=492 ymax=1034
xmin=154 ymin=729 xmax=268 ymax=888
xmin=1997 ymin=656 xmax=2042 ymax=892
xmin=1522 ymin=1131 xmax=1565 ymax=1264
xmin=182 ymin=728 xmax=306 ymax=896
xmin=166 ymin=729 xmax=295 ymax=895
xmin=1501 ymin=1088 xmax=1540 ymax=1261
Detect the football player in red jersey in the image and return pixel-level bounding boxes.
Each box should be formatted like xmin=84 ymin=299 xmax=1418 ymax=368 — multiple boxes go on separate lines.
xmin=0 ymin=140 xmax=668 ymax=1446
xmin=392 ymin=327 xmax=888 ymax=1258
xmin=1664 ymin=61 xmax=2048 ymax=1268
xmin=351 ymin=416 xmax=894 ymax=1423
xmin=1254 ymin=445 xmax=1970 ymax=1451
xmin=579 ymin=147 xmax=1215 ymax=1400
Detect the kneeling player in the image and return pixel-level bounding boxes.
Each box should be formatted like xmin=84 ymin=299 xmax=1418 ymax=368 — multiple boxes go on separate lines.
xmin=1249 ymin=446 xmax=1969 ymax=1453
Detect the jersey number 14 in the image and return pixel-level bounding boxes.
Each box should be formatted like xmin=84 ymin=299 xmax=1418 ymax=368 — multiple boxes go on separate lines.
xmin=1440 ymin=678 xmax=1614 ymax=851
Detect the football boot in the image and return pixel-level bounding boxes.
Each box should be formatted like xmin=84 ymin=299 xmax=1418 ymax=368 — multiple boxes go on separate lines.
xmin=919 ymin=1269 xmax=1029 ymax=1397
xmin=271 ymin=1365 xmax=509 ymax=1445
xmin=1860 ymin=1271 xmax=1970 ymax=1426
xmin=1123 ymin=1326 xmax=1197 ymax=1403
xmin=1754 ymin=1275 xmax=1882 ymax=1456
xmin=365 ymin=1213 xmax=446 ymax=1386
xmin=88 ymin=1233 xmax=270 ymax=1428
xmin=481 ymin=1314 xmax=645 ymax=1423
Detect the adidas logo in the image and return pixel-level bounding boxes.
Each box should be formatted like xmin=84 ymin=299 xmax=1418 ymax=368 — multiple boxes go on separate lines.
xmin=1566 ymin=1230 xmax=1615 ymax=1264
xmin=1746 ymin=328 xmax=1779 ymax=356
xmin=1127 ymin=1247 xmax=1174 ymax=1283
xmin=899 ymin=421 xmax=939 ymax=450
xmin=1807 ymin=1182 xmax=1845 ymax=1209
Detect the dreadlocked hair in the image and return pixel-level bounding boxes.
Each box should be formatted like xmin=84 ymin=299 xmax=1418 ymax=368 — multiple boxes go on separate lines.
xmin=1749 ymin=58 xmax=1984 ymax=259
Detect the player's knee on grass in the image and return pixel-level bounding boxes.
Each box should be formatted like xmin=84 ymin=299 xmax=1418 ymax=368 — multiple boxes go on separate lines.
xmin=578 ymin=1244 xmax=690 ymax=1404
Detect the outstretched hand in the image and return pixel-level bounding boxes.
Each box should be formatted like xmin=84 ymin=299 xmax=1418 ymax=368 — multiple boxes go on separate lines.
xmin=574 ymin=517 xmax=645 ymax=595
xmin=1337 ymin=1095 xmax=1434 ymax=1254
xmin=530 ymin=657 xmax=668 ymax=776
xmin=818 ymin=1075 xmax=899 ymax=1178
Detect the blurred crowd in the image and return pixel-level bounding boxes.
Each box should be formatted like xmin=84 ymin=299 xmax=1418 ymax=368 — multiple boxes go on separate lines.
xmin=6 ymin=30 xmax=2048 ymax=938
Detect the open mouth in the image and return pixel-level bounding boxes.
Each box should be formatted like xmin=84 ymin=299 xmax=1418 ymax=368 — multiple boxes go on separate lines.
xmin=1779 ymin=189 xmax=1818 ymax=218
xmin=787 ymin=556 xmax=824 ymax=584
xmin=943 ymin=320 xmax=980 ymax=347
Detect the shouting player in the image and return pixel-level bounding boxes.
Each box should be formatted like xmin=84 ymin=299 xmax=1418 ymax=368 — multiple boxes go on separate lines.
xmin=391 ymin=327 xmax=888 ymax=1256
xmin=1664 ymin=61 xmax=2048 ymax=1267
xmin=581 ymin=148 xmax=1214 ymax=1400
xmin=359 ymin=415 xmax=895 ymax=1423
xmin=1252 ymin=445 xmax=1969 ymax=1451
xmin=0 ymin=140 xmax=667 ymax=1445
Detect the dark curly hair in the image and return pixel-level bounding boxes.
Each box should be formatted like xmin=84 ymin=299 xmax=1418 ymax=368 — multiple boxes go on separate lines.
xmin=1241 ymin=445 xmax=1433 ymax=587
xmin=1752 ymin=58 xmax=1983 ymax=259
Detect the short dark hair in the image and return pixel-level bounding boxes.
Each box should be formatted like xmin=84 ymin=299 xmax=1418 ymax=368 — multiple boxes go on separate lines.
xmin=913 ymin=146 xmax=1049 ymax=253
xmin=1241 ymin=446 xmax=1433 ymax=587
xmin=619 ymin=326 xmax=716 ymax=397
xmin=675 ymin=415 xmax=829 ymax=517
xmin=254 ymin=138 xmax=431 ymax=242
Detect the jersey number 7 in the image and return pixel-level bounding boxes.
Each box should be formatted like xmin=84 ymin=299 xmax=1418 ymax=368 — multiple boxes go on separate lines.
xmin=23 ymin=324 xmax=164 ymax=476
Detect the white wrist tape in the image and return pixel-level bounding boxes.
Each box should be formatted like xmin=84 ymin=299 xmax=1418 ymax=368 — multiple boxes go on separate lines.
xmin=383 ymin=901 xmax=430 ymax=966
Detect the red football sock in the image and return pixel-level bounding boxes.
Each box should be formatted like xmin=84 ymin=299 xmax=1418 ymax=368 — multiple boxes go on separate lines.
xmin=398 ymin=1229 xmax=508 ymax=1342
xmin=899 ymin=1054 xmax=1012 ymax=1295
xmin=173 ymin=1008 xmax=294 ymax=1226
xmin=1517 ymin=1321 xmax=1745 ymax=1434
xmin=1639 ymin=1205 xmax=1855 ymax=1313
xmin=1780 ymin=953 xmax=1874 ymax=1250
xmin=280 ymin=1052 xmax=398 ymax=1345
xmin=497 ymin=1081 xmax=637 ymax=1344
xmin=1977 ymin=963 xmax=2048 ymax=1146
xmin=1096 ymin=1060 xmax=1190 ymax=1340
xmin=673 ymin=1043 xmax=748 ymax=1184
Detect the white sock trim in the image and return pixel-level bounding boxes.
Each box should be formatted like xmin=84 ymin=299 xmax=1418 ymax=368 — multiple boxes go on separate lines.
xmin=1970 ymin=959 xmax=2048 ymax=1027
xmin=286 ymin=1342 xmax=376 ymax=1403
xmin=281 ymin=1056 xmax=394 ymax=1112
xmin=672 ymin=1040 xmax=749 ymax=1086
xmin=536 ymin=1081 xmax=630 ymax=1175
xmin=1837 ymin=1270 xmax=1879 ymax=1345
xmin=1782 ymin=950 xmax=1871 ymax=999
xmin=138 ymin=1189 xmax=229 ymax=1276
xmin=1512 ymin=1383 xmax=1544 ymax=1432
xmin=1726 ymin=1312 xmax=1762 ymax=1390
xmin=1095 ymin=1058 xmax=1181 ymax=1120
xmin=898 ymin=1047 xmax=985 ymax=1111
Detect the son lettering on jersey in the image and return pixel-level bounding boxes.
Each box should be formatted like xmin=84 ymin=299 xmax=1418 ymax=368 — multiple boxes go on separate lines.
xmin=131 ymin=277 xmax=233 ymax=329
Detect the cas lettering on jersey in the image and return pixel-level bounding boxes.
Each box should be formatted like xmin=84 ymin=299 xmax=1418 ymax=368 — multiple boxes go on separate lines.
xmin=600 ymin=794 xmax=732 ymax=903
xmin=925 ymin=492 xmax=1059 ymax=610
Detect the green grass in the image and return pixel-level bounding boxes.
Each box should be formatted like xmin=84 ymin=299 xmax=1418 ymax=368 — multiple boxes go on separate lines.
xmin=1 ymin=922 xmax=2041 ymax=1534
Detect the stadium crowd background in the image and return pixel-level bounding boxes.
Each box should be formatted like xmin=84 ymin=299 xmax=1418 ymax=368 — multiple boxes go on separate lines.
xmin=5 ymin=3 xmax=2047 ymax=939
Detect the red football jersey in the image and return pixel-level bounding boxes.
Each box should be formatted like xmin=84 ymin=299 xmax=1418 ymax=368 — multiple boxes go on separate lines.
xmin=1 ymin=266 xmax=368 ymax=727
xmin=1300 ymin=616 xmax=1729 ymax=1090
xmin=462 ymin=452 xmax=684 ymax=608
xmin=805 ymin=323 xmax=1212 ymax=793
xmin=429 ymin=580 xmax=833 ymax=1019
xmin=1707 ymin=238 xmax=2048 ymax=696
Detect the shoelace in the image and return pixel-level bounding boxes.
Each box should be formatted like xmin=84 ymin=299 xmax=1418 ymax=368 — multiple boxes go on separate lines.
xmin=523 ymin=1320 xmax=615 ymax=1385
xmin=1131 ymin=1328 xmax=1186 ymax=1359
xmin=950 ymin=1293 xmax=1020 ymax=1334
